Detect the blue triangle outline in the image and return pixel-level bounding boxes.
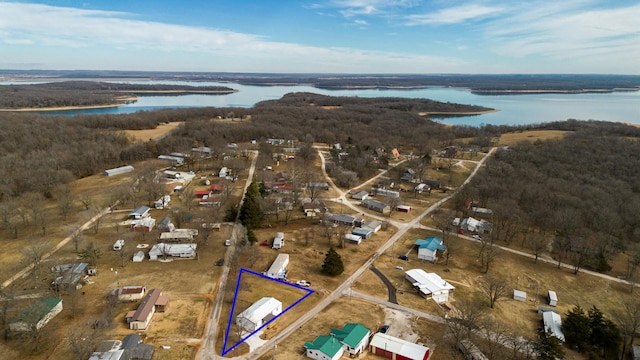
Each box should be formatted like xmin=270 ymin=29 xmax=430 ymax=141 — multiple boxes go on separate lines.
xmin=221 ymin=267 xmax=314 ymax=356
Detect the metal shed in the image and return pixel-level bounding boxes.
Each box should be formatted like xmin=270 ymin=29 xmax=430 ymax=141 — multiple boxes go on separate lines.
xmin=513 ymin=289 xmax=527 ymax=302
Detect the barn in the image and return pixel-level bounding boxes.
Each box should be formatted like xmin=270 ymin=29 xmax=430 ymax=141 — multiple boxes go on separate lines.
xmin=369 ymin=333 xmax=430 ymax=360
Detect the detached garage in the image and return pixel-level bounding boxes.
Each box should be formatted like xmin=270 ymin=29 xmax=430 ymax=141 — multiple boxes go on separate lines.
xmin=369 ymin=333 xmax=430 ymax=360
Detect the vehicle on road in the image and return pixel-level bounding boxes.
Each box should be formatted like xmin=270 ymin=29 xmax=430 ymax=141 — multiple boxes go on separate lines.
xmin=380 ymin=325 xmax=390 ymax=333
xmin=472 ymin=234 xmax=482 ymax=240
xmin=398 ymin=255 xmax=409 ymax=261
xmin=296 ymin=280 xmax=311 ymax=287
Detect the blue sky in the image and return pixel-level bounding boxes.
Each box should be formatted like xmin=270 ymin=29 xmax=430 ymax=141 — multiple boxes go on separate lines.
xmin=0 ymin=0 xmax=638 ymax=74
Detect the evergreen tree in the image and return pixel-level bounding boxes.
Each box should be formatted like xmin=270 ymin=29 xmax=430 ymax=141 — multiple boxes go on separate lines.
xmin=536 ymin=329 xmax=565 ymax=360
xmin=239 ymin=180 xmax=263 ymax=229
xmin=563 ymin=305 xmax=590 ymax=351
xmin=588 ymin=306 xmax=621 ymax=359
xmin=321 ymin=248 xmax=344 ymax=276
xmin=247 ymin=227 xmax=258 ymax=245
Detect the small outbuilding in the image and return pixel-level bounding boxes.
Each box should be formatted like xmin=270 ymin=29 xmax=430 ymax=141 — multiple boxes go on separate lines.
xmin=272 ymin=232 xmax=285 ymax=249
xmin=236 ymin=297 xmax=282 ymax=332
xmin=361 ymin=198 xmax=391 ymax=214
xmin=548 ymin=290 xmax=558 ymax=306
xmin=132 ymin=251 xmax=145 ymax=263
xmin=131 ymin=217 xmax=155 ymax=232
xmin=363 ymin=220 xmax=382 ymax=233
xmin=351 ymin=190 xmax=369 ymax=201
xmin=345 ymin=233 xmax=363 ymax=245
xmin=397 ymin=205 xmax=412 ymax=213
xmin=513 ymin=290 xmax=527 ymax=302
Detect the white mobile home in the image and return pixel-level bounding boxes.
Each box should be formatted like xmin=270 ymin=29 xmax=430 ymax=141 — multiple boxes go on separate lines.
xmin=265 ymin=254 xmax=289 ymax=279
xmin=542 ymin=310 xmax=565 ymax=341
xmin=236 ymin=297 xmax=282 ymax=332
xmin=148 ymin=243 xmax=197 ymax=260
xmin=103 ymin=165 xmax=134 ymax=177
xmin=405 ymin=269 xmax=455 ymax=304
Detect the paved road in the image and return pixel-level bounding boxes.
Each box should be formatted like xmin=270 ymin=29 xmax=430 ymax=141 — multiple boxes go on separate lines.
xmin=368 ymin=265 xmax=398 ymax=304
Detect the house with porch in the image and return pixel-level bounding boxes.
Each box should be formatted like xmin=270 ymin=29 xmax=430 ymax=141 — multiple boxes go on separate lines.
xmin=330 ymin=323 xmax=370 ymax=356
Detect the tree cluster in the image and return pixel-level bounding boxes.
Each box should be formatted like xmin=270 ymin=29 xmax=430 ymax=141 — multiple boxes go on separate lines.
xmin=563 ymin=305 xmax=621 ymax=359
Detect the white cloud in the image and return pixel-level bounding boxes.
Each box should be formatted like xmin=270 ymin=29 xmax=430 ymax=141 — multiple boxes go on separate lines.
xmin=404 ymin=4 xmax=503 ymax=25
xmin=0 ymin=2 xmax=466 ymax=73
xmin=484 ymin=2 xmax=640 ymax=62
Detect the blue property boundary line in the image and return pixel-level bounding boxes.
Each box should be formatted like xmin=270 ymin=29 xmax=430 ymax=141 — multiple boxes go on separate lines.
xmin=221 ymin=268 xmax=314 ymax=356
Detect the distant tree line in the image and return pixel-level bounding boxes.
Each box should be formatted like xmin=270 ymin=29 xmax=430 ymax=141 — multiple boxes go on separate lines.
xmin=0 ymin=81 xmax=235 ymax=108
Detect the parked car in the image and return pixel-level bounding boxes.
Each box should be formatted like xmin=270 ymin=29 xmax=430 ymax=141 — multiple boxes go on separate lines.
xmin=398 ymin=255 xmax=409 ymax=261
xmin=472 ymin=234 xmax=482 ymax=240
xmin=225 ymin=239 xmax=231 ymax=246
xmin=260 ymin=241 xmax=271 ymax=246
xmin=216 ymin=258 xmax=224 ymax=266
xmin=380 ymin=325 xmax=390 ymax=334
xmin=395 ymin=265 xmax=404 ymax=270
xmin=296 ymin=280 xmax=311 ymax=287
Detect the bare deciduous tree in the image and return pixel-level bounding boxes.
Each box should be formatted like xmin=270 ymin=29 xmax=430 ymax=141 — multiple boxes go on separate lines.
xmin=480 ymin=275 xmax=510 ymax=309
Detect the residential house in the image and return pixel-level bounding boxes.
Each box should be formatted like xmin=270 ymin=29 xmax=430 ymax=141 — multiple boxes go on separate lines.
xmin=125 ymin=289 xmax=167 ymax=330
xmin=128 ymin=206 xmax=150 ymax=220
xmin=121 ymin=334 xmax=155 ymax=360
xmin=236 ymin=297 xmax=282 ymax=332
xmin=330 ymin=323 xmax=370 ymax=356
xmin=159 ymin=229 xmax=198 ymax=243
xmin=460 ymin=217 xmax=493 ymax=234
xmin=51 ymin=262 xmax=89 ymax=292
xmin=361 ymin=199 xmax=391 ymax=214
xmin=415 ymin=237 xmax=447 ymax=263
xmin=370 ymin=188 xmax=400 ymax=198
xmin=265 ymin=254 xmax=289 ymax=279
xmin=327 ymin=214 xmax=360 ymax=227
xmin=10 ymin=298 xmax=63 ymax=333
xmin=131 ymin=217 xmax=155 ymax=232
xmin=457 ymin=339 xmax=489 ymax=360
xmin=303 ymin=202 xmax=326 ymax=217
xmin=194 ymin=189 xmax=212 ymax=198
xmin=156 ymin=217 xmax=173 ymax=231
xmin=351 ymin=190 xmax=369 ymax=201
xmin=369 ymin=333 xmax=430 ymax=360
xmin=397 ymin=205 xmax=412 ymax=212
xmin=304 ymin=335 xmax=345 ymax=360
xmin=405 ymin=269 xmax=455 ymax=304
xmin=401 ymin=168 xmax=416 ymax=182
xmin=471 ymin=207 xmax=493 ymax=219
xmin=157 ymin=155 xmax=184 ymax=164
xmin=148 ymin=243 xmax=197 ymax=261
xmin=308 ymin=182 xmax=330 ymax=191
xmin=422 ymin=179 xmax=441 ymax=190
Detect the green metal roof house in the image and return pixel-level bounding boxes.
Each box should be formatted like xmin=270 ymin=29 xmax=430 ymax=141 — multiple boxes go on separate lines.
xmin=10 ymin=297 xmax=63 ymax=333
xmin=330 ymin=323 xmax=371 ymax=355
xmin=304 ymin=335 xmax=344 ymax=360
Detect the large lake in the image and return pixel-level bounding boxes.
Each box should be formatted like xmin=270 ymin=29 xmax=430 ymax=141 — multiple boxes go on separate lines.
xmin=5 ymin=80 xmax=640 ymax=126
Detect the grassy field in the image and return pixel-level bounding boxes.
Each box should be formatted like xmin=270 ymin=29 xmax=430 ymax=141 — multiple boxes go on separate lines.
xmin=499 ymin=130 xmax=570 ymax=145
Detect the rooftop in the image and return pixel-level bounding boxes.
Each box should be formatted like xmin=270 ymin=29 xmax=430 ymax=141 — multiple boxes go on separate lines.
xmin=304 ymin=335 xmax=344 ymax=357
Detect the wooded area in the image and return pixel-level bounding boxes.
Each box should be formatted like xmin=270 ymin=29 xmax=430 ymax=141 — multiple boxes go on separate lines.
xmin=0 ymin=81 xmax=235 ymax=108
xmin=456 ymin=129 xmax=640 ymax=274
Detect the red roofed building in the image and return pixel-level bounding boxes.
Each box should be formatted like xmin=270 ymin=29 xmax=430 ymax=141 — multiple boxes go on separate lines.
xmin=194 ymin=190 xmax=212 ymax=198
xmin=209 ymin=183 xmax=225 ymax=193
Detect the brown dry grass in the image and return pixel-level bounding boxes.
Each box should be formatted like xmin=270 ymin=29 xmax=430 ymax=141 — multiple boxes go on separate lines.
xmin=124 ymin=122 xmax=183 ymax=142
xmin=499 ymin=130 xmax=570 ymax=145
